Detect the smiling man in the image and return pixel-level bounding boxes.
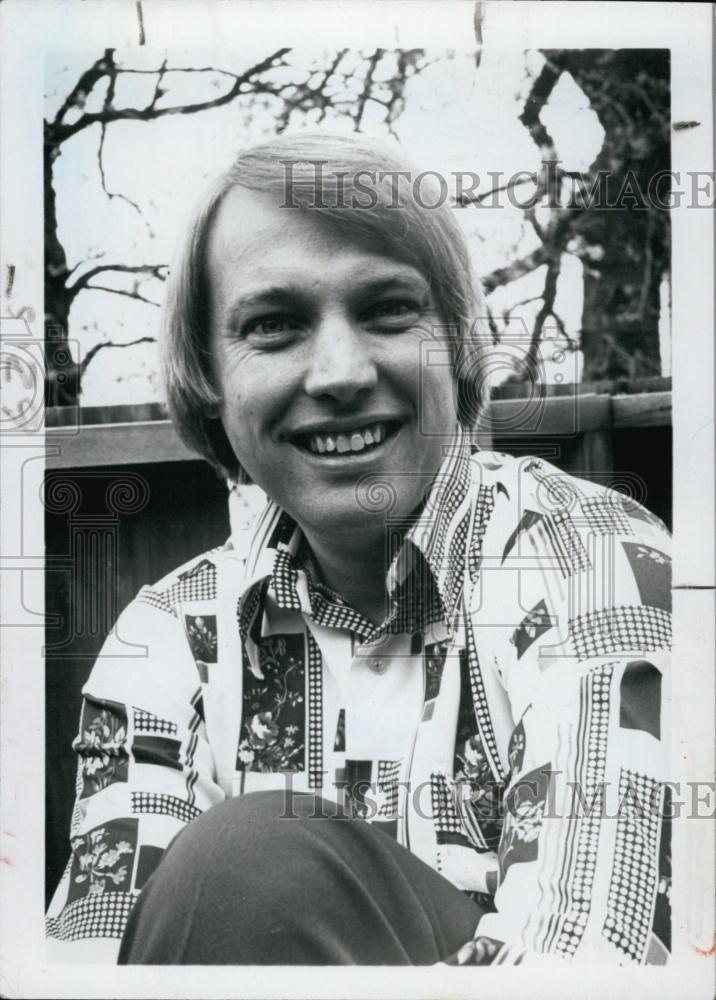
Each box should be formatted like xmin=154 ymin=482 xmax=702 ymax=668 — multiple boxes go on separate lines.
xmin=205 ymin=182 xmax=458 ymax=624
xmin=47 ymin=133 xmax=673 ymax=967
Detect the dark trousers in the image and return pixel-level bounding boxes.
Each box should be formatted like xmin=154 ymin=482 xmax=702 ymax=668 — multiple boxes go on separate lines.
xmin=118 ymin=791 xmax=485 ymax=965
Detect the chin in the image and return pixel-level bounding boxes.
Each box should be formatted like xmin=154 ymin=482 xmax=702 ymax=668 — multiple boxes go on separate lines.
xmin=299 ymin=500 xmax=387 ymax=537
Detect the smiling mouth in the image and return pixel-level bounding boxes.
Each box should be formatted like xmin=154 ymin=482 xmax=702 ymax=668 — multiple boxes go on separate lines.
xmin=291 ymin=420 xmax=402 ymax=457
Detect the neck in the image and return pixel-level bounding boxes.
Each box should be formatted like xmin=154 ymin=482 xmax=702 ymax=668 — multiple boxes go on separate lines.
xmin=300 ymin=524 xmax=396 ymax=627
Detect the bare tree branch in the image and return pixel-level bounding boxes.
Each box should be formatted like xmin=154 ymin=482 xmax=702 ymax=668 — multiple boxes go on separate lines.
xmin=352 ymin=48 xmax=384 ymax=131
xmin=456 ymin=174 xmax=535 ymax=207
xmin=47 ymin=46 xmax=436 ymax=397
xmin=518 ymin=57 xmax=562 ymax=162
xmin=119 ymin=65 xmax=266 ymax=79
xmin=51 ymin=48 xmax=292 ymax=142
xmin=550 ymin=309 xmax=576 ymax=347
xmin=83 ymin=284 xmax=161 ymax=307
xmin=524 ymin=205 xmax=547 ymax=242
xmin=96 ymin=52 xmax=143 ymax=215
xmin=149 ymin=56 xmax=169 ymax=106
xmin=274 ymin=49 xmax=349 ymax=132
xmin=79 ymin=336 xmax=156 ymax=378
xmin=520 ymin=254 xmax=562 ymax=381
xmin=382 ymin=49 xmax=435 ymax=133
xmin=483 ymin=246 xmax=551 ymax=294
xmin=69 ymin=264 xmax=168 ymax=295
xmin=501 ymin=295 xmax=543 ymax=325
xmin=52 ymin=50 xmax=114 ymax=127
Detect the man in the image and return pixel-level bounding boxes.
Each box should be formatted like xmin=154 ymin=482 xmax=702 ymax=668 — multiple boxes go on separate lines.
xmin=47 ymin=132 xmax=672 ymax=965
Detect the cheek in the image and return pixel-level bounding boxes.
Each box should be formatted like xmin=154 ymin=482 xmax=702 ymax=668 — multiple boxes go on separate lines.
xmin=417 ymin=361 xmax=458 ymax=428
xmin=215 ymin=365 xmax=263 ymax=448
xmin=215 ymin=353 xmax=295 ymax=451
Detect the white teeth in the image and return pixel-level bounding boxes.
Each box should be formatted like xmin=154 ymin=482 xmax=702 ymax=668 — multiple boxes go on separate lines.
xmin=304 ymin=422 xmax=394 ymax=455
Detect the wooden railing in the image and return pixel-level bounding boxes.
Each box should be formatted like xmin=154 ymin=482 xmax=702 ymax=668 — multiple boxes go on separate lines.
xmin=45 ymin=377 xmax=672 ymax=470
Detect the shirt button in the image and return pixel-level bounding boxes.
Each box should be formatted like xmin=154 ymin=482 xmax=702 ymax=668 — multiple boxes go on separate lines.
xmin=370 ymin=657 xmax=388 ymax=674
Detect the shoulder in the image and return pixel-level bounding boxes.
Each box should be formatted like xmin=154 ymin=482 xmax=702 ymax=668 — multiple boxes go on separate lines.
xmin=134 ymin=547 xmax=227 ymax=619
xmin=470 ymin=449 xmax=670 ymax=544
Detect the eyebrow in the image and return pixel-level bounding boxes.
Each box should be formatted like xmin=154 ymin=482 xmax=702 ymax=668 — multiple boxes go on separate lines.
xmin=223 ymin=288 xmax=303 ymax=330
xmin=221 ymin=273 xmax=431 ymax=330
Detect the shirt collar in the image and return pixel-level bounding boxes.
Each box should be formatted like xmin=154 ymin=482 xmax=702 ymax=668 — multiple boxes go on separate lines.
xmin=235 ymin=427 xmax=474 ymax=640
xmin=389 ymin=426 xmax=473 ymax=627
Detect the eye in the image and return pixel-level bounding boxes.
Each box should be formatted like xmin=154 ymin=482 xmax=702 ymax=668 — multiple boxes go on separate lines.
xmin=241 ymin=314 xmax=302 ymax=343
xmin=363 ymin=299 xmax=421 ymax=329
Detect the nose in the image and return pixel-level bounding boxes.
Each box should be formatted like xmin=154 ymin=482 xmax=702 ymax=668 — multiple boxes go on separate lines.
xmin=303 ymin=314 xmax=378 ymax=403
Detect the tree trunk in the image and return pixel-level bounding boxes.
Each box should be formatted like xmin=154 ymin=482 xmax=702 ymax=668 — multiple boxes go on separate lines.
xmin=579 ymin=210 xmax=667 ymax=381
xmin=551 ymin=49 xmax=670 ymax=381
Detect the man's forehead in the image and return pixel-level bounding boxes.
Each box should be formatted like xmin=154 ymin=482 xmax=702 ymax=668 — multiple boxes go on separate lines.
xmin=208 ymin=186 xmax=322 ymax=262
xmin=206 ymin=186 xmax=428 ymax=293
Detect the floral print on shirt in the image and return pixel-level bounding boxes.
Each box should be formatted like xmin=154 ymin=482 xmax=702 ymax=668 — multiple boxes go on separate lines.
xmin=73 ymin=697 xmax=129 ymax=798
xmin=237 ymin=633 xmax=306 ymax=772
xmin=66 ymin=818 xmax=138 ymax=905
xmin=499 ymin=763 xmax=551 ymax=879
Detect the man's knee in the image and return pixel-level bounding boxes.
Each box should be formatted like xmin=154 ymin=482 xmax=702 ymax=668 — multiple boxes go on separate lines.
xmin=167 ymin=790 xmax=343 ymax=861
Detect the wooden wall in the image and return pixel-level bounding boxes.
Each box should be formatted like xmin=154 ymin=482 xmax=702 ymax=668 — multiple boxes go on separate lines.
xmin=45 ymin=460 xmax=231 ymax=902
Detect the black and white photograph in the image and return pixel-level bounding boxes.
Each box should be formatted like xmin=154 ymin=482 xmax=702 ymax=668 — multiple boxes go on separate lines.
xmin=0 ymin=1 xmax=713 ymax=997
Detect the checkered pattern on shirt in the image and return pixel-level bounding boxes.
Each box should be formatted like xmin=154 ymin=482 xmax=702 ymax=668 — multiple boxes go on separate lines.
xmin=131 ymin=790 xmax=201 ymax=824
xmin=603 ymin=768 xmax=663 ymax=962
xmin=550 ymin=509 xmax=591 ymax=575
xmin=271 ymin=548 xmax=302 ymax=611
xmin=271 ymin=533 xmax=446 ymax=641
xmin=580 ymin=496 xmax=633 ymax=536
xmin=569 ymin=606 xmax=672 ymax=660
xmin=420 ymin=447 xmax=471 ymax=592
xmin=525 ymin=459 xmax=582 ymax=511
xmin=467 ymin=484 xmax=495 ymax=583
xmin=387 ymin=556 xmax=445 ymax=637
xmin=306 ymin=632 xmax=324 ymax=789
xmin=464 ymin=622 xmax=505 ymax=782
xmin=46 ymin=891 xmax=134 ymax=941
xmin=268 ymin=537 xmax=377 ymax=637
xmin=431 ymin=772 xmax=470 ymax=845
xmin=133 ymin=708 xmax=177 ymax=735
xmin=441 ymin=509 xmax=471 ymax=619
xmin=135 ymin=585 xmax=175 ymax=616
xmin=306 ymin=578 xmax=376 ymax=638
xmin=377 ymin=760 xmax=402 ymax=818
xmin=136 ymin=562 xmax=217 ymax=617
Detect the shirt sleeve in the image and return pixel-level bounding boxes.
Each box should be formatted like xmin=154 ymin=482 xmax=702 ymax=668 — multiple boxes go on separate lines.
xmin=46 ymin=592 xmax=226 ymax=963
xmin=457 ymin=460 xmax=672 ymax=965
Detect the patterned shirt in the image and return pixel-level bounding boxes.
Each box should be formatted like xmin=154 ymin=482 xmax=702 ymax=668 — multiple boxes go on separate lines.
xmin=46 ymin=434 xmax=672 ymax=965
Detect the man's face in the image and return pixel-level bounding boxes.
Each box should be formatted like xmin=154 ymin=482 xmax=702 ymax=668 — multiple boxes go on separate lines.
xmin=206 ymin=187 xmax=459 ymax=542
